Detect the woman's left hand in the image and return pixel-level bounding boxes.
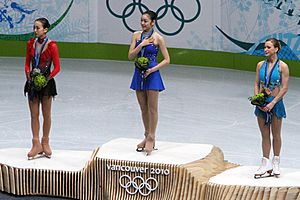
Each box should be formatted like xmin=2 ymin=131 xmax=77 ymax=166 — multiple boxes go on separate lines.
xmin=144 ymin=68 xmax=154 ymax=78
xmin=263 ymin=102 xmax=275 ymax=112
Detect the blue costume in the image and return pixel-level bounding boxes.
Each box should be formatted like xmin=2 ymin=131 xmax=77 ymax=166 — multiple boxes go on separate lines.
xmin=255 ymin=60 xmax=286 ymax=120
xmin=130 ymin=33 xmax=165 ymax=91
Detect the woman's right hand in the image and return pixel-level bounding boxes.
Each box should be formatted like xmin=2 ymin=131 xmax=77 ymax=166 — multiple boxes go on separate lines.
xmin=141 ymin=36 xmax=154 ymax=47
xmin=259 ymin=105 xmax=272 ymax=112
xmin=26 ymin=73 xmax=31 ymax=81
xmin=258 ymin=106 xmax=264 ymax=112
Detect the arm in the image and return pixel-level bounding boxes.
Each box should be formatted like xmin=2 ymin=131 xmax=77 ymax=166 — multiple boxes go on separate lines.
xmin=24 ymin=40 xmax=32 ymax=80
xmin=145 ymin=35 xmax=170 ymax=77
xmin=254 ymin=61 xmax=263 ymax=96
xmin=49 ymin=42 xmax=60 ymax=79
xmin=265 ymin=61 xmax=289 ymax=111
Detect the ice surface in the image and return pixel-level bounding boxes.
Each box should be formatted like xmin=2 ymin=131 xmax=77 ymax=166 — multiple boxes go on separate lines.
xmin=1 ymin=57 xmax=300 ymax=168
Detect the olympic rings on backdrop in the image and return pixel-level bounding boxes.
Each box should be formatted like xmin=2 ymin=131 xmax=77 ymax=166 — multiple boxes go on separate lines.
xmin=119 ymin=175 xmax=158 ymax=196
xmin=106 ymin=0 xmax=201 ymax=36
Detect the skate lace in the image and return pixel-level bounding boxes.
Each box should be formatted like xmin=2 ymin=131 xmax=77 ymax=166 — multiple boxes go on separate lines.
xmin=256 ymin=165 xmax=266 ymax=173
xmin=256 ymin=158 xmax=270 ymax=173
xmin=273 ymin=161 xmax=280 ymax=171
xmin=273 ymin=164 xmax=279 ymax=171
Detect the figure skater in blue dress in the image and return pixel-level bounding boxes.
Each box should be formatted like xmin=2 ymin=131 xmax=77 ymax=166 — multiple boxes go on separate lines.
xmin=128 ymin=10 xmax=170 ymax=156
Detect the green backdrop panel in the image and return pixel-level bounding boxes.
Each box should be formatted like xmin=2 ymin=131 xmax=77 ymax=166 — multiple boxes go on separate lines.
xmin=1 ymin=40 xmax=299 ymax=77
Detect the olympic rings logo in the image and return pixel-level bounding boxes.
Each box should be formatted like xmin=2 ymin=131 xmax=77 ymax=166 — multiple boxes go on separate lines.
xmin=119 ymin=175 xmax=158 ymax=196
xmin=106 ymin=0 xmax=201 ymax=36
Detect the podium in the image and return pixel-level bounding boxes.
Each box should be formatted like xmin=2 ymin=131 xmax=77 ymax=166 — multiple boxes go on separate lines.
xmin=207 ymin=166 xmax=300 ymax=199
xmin=0 ymin=138 xmax=299 ymax=200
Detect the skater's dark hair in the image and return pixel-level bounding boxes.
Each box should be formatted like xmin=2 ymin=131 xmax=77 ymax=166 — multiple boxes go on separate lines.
xmin=143 ymin=10 xmax=157 ymax=22
xmin=35 ymin=17 xmax=50 ymax=29
xmin=266 ymin=38 xmax=281 ymax=52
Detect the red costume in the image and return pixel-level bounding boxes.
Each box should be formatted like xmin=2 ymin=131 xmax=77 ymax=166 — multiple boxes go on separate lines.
xmin=25 ymin=38 xmax=60 ymax=79
xmin=24 ymin=38 xmax=60 ymax=100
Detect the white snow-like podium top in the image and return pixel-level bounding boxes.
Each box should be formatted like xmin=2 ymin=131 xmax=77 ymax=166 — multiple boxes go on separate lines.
xmin=209 ymin=166 xmax=300 ymax=187
xmin=96 ymin=138 xmax=214 ymax=165
xmin=0 ymin=148 xmax=92 ymax=171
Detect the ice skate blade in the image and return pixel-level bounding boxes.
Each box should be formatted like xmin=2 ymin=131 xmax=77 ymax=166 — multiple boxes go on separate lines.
xmin=137 ymin=147 xmax=158 ymax=153
xmin=274 ymin=174 xmax=280 ymax=178
xmin=254 ymin=170 xmax=273 ymax=179
xmin=136 ymin=147 xmax=144 ymax=152
xmin=254 ymin=173 xmax=274 ymax=179
xmin=44 ymin=154 xmax=52 ymax=159
xmin=144 ymin=147 xmax=158 ymax=156
xmin=27 ymin=153 xmax=44 ymax=160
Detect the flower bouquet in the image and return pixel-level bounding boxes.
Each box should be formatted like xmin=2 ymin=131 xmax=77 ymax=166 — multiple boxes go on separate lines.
xmin=248 ymin=88 xmax=271 ymax=107
xmin=135 ymin=56 xmax=149 ymax=71
xmin=31 ymin=68 xmax=48 ymax=91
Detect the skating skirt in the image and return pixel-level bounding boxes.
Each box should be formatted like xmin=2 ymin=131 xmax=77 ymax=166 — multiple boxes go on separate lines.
xmin=254 ymin=96 xmax=286 ymax=119
xmin=130 ymin=63 xmax=165 ymax=91
xmin=24 ymin=78 xmax=57 ymax=100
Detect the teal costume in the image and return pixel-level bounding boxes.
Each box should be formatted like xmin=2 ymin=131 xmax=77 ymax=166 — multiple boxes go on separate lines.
xmin=254 ymin=60 xmax=286 ymax=121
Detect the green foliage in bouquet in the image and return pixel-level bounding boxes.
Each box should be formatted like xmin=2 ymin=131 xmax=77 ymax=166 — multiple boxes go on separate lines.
xmin=32 ymin=69 xmax=48 ymax=91
xmin=248 ymin=89 xmax=268 ymax=107
xmin=135 ymin=56 xmax=149 ymax=71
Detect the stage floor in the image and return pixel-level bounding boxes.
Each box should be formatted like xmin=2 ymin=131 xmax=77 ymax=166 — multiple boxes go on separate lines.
xmin=1 ymin=57 xmax=300 ymax=199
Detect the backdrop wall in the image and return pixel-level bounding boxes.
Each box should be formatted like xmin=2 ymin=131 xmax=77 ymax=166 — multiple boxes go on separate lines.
xmin=1 ymin=0 xmax=299 ymax=60
xmin=1 ymin=0 xmax=300 ymax=74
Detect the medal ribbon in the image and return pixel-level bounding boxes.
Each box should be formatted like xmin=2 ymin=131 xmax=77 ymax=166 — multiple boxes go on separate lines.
xmin=263 ymin=59 xmax=279 ymax=126
xmin=264 ymin=59 xmax=279 ymax=89
xmin=34 ymin=36 xmax=48 ymax=67
xmin=140 ymin=29 xmax=154 ymax=57
xmin=139 ymin=29 xmax=154 ymax=90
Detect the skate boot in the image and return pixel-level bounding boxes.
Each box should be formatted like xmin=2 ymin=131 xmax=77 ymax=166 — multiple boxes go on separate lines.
xmin=41 ymin=137 xmax=52 ymax=158
xmin=272 ymin=156 xmax=280 ymax=178
xmin=254 ymin=157 xmax=273 ymax=179
xmin=136 ymin=133 xmax=148 ymax=152
xmin=145 ymin=134 xmax=158 ymax=156
xmin=27 ymin=138 xmax=43 ymax=160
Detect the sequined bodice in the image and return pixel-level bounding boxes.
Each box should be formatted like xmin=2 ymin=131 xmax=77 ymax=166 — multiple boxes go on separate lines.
xmin=259 ymin=60 xmax=281 ymax=91
xmin=136 ymin=40 xmax=159 ymax=62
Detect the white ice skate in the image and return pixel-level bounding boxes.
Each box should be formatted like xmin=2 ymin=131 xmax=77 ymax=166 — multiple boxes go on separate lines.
xmin=272 ymin=156 xmax=280 ymax=178
xmin=254 ymin=157 xmax=273 ymax=179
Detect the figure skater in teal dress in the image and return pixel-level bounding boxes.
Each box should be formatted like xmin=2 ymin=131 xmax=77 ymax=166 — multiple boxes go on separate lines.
xmin=128 ymin=10 xmax=170 ymax=156
xmin=253 ymin=38 xmax=289 ymax=178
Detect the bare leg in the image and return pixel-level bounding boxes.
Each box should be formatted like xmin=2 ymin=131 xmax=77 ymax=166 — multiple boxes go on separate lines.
xmin=271 ymin=116 xmax=282 ymax=176
xmin=27 ymin=97 xmax=43 ymax=159
xmin=254 ymin=116 xmax=273 ymax=177
xmin=271 ymin=116 xmax=282 ymax=156
xmin=145 ymin=90 xmax=159 ymax=155
xmin=29 ymin=98 xmax=40 ymax=138
xmin=257 ymin=117 xmax=271 ymax=158
xmin=41 ymin=96 xmax=53 ymax=157
xmin=136 ymin=91 xmax=149 ymax=150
